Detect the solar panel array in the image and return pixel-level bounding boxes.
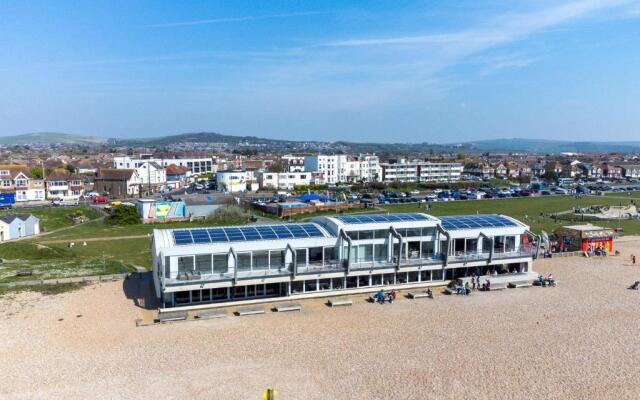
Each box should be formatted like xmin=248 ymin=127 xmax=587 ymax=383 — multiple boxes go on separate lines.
xmin=334 ymin=213 xmax=430 ymax=224
xmin=439 ymin=214 xmax=519 ymax=230
xmin=172 ymin=223 xmax=326 ymax=245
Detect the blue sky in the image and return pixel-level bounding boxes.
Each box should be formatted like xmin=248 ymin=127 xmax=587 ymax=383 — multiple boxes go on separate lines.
xmin=1 ymin=0 xmax=639 ymax=142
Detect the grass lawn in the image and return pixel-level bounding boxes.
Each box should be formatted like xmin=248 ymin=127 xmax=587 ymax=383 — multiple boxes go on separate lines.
xmin=0 ymin=238 xmax=144 ymax=283
xmin=0 ymin=282 xmax=86 ymax=296
xmin=1 ymin=195 xmax=638 ymax=284
xmin=0 ymin=206 xmax=102 ymax=232
xmin=380 ymin=195 xmax=640 ymax=234
xmin=601 ymin=191 xmax=640 ymax=199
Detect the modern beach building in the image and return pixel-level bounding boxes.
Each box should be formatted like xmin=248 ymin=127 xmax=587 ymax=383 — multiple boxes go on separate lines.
xmin=151 ymin=213 xmax=539 ymax=309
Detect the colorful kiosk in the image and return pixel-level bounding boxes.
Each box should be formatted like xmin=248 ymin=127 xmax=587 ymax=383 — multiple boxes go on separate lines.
xmin=554 ymin=224 xmax=615 ymax=253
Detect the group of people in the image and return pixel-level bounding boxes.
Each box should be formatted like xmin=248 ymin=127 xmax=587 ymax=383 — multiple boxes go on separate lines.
xmin=469 ymin=273 xmax=492 ymax=291
xmin=538 ymin=273 xmax=556 ymax=287
xmin=587 ymin=245 xmax=608 ymax=257
xmin=374 ymin=289 xmax=398 ymax=304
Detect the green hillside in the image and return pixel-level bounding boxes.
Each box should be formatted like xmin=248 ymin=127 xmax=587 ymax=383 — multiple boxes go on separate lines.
xmin=0 ymin=132 xmax=107 ymax=145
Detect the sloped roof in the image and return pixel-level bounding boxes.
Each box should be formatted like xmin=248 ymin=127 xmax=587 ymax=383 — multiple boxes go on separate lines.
xmin=165 ymin=164 xmax=188 ymax=175
xmin=46 ymin=168 xmax=80 ymax=181
xmin=0 ymin=165 xmax=33 ymax=179
xmin=0 ymin=214 xmax=37 ymax=224
xmin=96 ymin=168 xmax=135 ymax=181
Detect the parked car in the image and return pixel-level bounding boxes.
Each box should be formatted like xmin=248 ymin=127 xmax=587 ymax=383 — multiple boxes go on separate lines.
xmin=93 ymin=196 xmax=109 ymax=203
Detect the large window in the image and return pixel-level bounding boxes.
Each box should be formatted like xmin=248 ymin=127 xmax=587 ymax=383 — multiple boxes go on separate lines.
xmin=253 ymin=251 xmax=269 ymax=270
xmin=177 ymin=256 xmax=194 ymax=273
xmin=296 ymin=249 xmax=307 ymax=267
xmin=374 ymin=244 xmax=387 ymax=261
xmin=237 ymin=253 xmax=251 ymax=272
xmin=374 ymin=229 xmax=388 ymax=239
xmin=213 ymin=254 xmax=228 ymax=273
xmin=308 ymin=247 xmax=323 ymax=265
xmin=407 ymin=241 xmax=420 ymax=259
xmin=505 ymin=236 xmax=516 ymax=252
xmin=421 ymin=241 xmax=434 ymax=258
xmin=195 ymin=254 xmax=212 ymax=274
xmin=358 ymin=244 xmax=373 ymax=263
xmin=466 ymin=238 xmax=478 ymax=253
xmin=323 ymin=247 xmax=337 ymax=263
xmin=270 ymin=250 xmax=285 ymax=269
xmin=358 ymin=230 xmax=373 ymax=240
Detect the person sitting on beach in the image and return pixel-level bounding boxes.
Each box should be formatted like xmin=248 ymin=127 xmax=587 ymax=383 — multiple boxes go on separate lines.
xmin=538 ymin=275 xmax=546 ymax=286
xmin=547 ymin=273 xmax=555 ymax=286
xmin=485 ymin=279 xmax=491 ymax=291
xmin=390 ymin=289 xmax=397 ymax=301
xmin=630 ymin=281 xmax=640 ymax=290
xmin=426 ymin=288 xmax=433 ymax=298
xmin=375 ymin=289 xmax=385 ymax=304
xmin=464 ymin=282 xmax=471 ymax=295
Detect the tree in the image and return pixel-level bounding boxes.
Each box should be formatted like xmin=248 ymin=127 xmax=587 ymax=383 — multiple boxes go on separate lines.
xmin=105 ymin=205 xmax=140 ymax=225
xmin=30 ymin=166 xmax=43 ymax=179
xmin=456 ymin=152 xmax=466 ymax=160
xmin=65 ymin=164 xmax=76 ymax=174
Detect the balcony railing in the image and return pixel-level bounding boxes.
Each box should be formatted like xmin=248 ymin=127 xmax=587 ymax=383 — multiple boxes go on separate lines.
xmin=296 ymin=260 xmax=346 ymax=274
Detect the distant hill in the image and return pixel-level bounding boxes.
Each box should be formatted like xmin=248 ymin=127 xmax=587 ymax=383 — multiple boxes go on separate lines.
xmin=464 ymin=138 xmax=640 ymax=153
xmin=0 ymin=132 xmax=107 ymax=145
xmin=113 ymin=131 xmax=464 ymax=154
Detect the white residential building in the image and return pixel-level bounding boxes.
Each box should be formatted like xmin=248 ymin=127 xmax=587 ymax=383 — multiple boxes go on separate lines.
xmin=113 ymin=155 xmax=214 ymax=176
xmin=304 ymin=154 xmax=379 ymax=184
xmin=258 ymin=171 xmax=324 ymax=190
xmin=380 ymin=160 xmax=462 ymax=183
xmin=281 ymin=155 xmax=305 ymax=172
xmin=216 ymin=169 xmax=257 ymax=193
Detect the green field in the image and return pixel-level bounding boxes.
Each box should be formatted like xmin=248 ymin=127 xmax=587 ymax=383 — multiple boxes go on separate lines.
xmin=0 ymin=206 xmax=102 ymax=232
xmin=1 ymin=196 xmax=638 ymax=284
xmin=379 ymin=195 xmax=640 ymax=234
xmin=602 ymin=191 xmax=640 ymax=199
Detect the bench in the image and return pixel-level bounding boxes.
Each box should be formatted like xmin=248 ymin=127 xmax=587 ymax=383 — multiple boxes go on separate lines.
xmin=157 ymin=311 xmax=188 ymax=323
xmin=195 ymin=309 xmax=227 ymax=320
xmin=408 ymin=291 xmax=433 ymax=299
xmin=274 ymin=303 xmax=302 ymax=312
xmin=508 ymin=281 xmax=533 ymax=288
xmin=444 ymin=287 xmax=462 ymax=295
xmin=15 ymin=269 xmax=33 ymax=277
xmin=487 ymin=282 xmax=508 ymax=291
xmin=235 ymin=306 xmax=265 ymax=316
xmin=328 ymin=297 xmax=353 ymax=307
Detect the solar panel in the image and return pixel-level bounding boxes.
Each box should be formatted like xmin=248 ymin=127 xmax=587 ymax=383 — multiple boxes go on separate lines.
xmin=334 ymin=213 xmax=430 ymax=224
xmin=439 ymin=214 xmax=518 ymax=230
xmin=171 ymin=223 xmax=326 ymax=245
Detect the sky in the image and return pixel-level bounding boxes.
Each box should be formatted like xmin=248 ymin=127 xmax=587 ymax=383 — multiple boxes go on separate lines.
xmin=1 ymin=0 xmax=639 ymax=143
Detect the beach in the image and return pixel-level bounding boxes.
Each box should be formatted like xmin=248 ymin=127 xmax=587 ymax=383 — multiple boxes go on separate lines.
xmin=1 ymin=237 xmax=639 ymax=400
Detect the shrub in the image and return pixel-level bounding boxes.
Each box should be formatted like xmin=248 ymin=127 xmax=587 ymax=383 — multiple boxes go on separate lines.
xmin=207 ymin=205 xmax=248 ymax=225
xmin=105 ymin=205 xmax=140 ymax=225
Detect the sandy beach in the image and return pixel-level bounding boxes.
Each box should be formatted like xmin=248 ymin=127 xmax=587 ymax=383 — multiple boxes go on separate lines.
xmin=1 ymin=237 xmax=640 ymax=400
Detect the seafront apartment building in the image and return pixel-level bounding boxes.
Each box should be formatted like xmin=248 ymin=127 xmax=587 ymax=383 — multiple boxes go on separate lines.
xmin=152 ymin=213 xmax=539 ymax=309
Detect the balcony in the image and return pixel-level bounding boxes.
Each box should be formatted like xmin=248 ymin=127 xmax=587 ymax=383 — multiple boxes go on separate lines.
xmin=296 ymin=259 xmax=346 ymax=274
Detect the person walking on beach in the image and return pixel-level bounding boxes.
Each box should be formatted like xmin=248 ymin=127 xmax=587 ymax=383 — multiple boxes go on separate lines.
xmin=471 ymin=275 xmax=477 ymax=291
xmin=632 ymin=254 xmax=636 ymax=265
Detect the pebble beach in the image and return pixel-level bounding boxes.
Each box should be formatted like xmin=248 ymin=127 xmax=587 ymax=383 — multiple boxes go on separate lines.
xmin=1 ymin=237 xmax=639 ymax=400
